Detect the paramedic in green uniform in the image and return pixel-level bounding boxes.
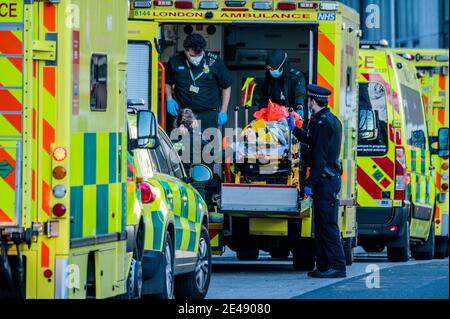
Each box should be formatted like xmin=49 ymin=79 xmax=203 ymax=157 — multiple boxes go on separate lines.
xmin=165 ymin=33 xmax=232 ymax=132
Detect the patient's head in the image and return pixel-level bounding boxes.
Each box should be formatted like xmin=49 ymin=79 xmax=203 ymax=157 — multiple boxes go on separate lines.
xmin=176 ymin=108 xmax=198 ymax=129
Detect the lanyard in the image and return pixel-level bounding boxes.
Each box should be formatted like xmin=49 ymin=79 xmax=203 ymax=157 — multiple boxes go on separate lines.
xmin=186 ymin=60 xmax=206 ymax=85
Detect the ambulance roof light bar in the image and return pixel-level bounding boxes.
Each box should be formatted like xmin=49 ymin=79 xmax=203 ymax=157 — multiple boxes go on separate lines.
xmin=154 ymin=0 xmax=173 ymax=6
xmin=252 ymin=1 xmax=272 ymax=10
xmin=320 ymin=2 xmax=339 ymax=11
xmin=360 ymin=39 xmax=389 ymax=49
xmin=175 ymin=0 xmax=193 ymax=9
xmin=199 ymin=1 xmax=219 ymax=9
xmin=133 ymin=0 xmax=152 ymax=7
xmin=224 ymin=1 xmax=246 ymax=6
xmin=277 ymin=2 xmax=296 ymax=10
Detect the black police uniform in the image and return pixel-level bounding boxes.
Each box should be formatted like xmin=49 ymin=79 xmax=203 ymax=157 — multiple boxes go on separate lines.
xmin=165 ymin=51 xmax=232 ymax=131
xmin=292 ymin=85 xmax=346 ymax=273
xmin=259 ymin=67 xmax=306 ymax=110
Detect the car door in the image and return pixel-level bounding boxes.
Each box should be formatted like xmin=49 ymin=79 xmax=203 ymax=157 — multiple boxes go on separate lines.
xmin=158 ymin=129 xmax=200 ymax=269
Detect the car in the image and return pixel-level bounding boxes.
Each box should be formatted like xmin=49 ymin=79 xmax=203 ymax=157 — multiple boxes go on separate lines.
xmin=127 ymin=106 xmax=213 ymax=299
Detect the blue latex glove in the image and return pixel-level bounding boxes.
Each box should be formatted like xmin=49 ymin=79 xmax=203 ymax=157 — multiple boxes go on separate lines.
xmin=304 ymin=186 xmax=313 ymax=198
xmin=218 ymin=112 xmax=228 ymax=126
xmin=287 ymin=114 xmax=296 ymax=130
xmin=297 ymin=106 xmax=304 ymax=119
xmin=167 ymin=98 xmax=180 ymax=117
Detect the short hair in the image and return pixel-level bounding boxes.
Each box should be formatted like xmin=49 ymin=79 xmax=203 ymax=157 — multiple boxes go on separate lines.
xmin=176 ymin=108 xmax=197 ymax=128
xmin=311 ymin=97 xmax=328 ymax=108
xmin=183 ymin=34 xmax=207 ymax=54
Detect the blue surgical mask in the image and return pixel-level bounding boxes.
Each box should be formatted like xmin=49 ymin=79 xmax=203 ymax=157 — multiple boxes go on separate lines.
xmin=268 ymin=53 xmax=287 ymax=79
xmin=270 ymin=69 xmax=283 ymax=78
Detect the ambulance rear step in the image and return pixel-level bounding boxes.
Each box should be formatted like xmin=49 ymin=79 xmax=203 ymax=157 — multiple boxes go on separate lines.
xmin=219 ymin=183 xmax=309 ymax=214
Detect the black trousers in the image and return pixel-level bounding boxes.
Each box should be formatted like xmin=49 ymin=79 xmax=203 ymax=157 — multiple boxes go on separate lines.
xmin=313 ymin=175 xmax=346 ymax=272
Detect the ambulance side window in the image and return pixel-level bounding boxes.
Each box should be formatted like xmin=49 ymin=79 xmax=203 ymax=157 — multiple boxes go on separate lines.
xmin=90 ymin=54 xmax=108 ymax=111
xmin=401 ymin=84 xmax=427 ymax=150
xmin=159 ymin=130 xmax=185 ymax=180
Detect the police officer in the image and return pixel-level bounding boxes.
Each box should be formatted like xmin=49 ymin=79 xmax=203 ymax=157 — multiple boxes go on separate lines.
xmin=259 ymin=49 xmax=307 ymax=118
xmin=288 ymin=84 xmax=346 ymax=278
xmin=165 ymin=33 xmax=232 ymax=132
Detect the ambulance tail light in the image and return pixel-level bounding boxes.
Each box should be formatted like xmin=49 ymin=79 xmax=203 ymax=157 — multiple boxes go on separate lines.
xmin=252 ymin=1 xmax=272 ymax=10
xmin=154 ymin=0 xmax=173 ymax=6
xmin=53 ymin=203 xmax=66 ymax=218
xmin=442 ymin=183 xmax=449 ymax=191
xmin=174 ymin=0 xmax=193 ymax=8
xmin=442 ymin=162 xmax=449 ymax=170
xmin=395 ymin=147 xmax=407 ymax=200
xmin=140 ymin=182 xmax=157 ymax=204
xmin=277 ymin=2 xmax=296 ymax=10
xmin=199 ymin=1 xmax=219 ymax=9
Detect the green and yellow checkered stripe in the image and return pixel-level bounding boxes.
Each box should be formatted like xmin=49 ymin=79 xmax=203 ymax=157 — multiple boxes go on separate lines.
xmin=69 ymin=132 xmax=125 ymax=239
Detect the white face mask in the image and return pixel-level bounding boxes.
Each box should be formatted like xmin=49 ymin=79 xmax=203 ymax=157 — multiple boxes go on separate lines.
xmin=186 ymin=51 xmax=204 ymax=66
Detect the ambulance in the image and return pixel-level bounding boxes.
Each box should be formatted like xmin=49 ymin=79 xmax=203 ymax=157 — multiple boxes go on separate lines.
xmin=357 ymin=45 xmax=436 ymax=261
xmin=128 ymin=0 xmax=359 ymax=269
xmin=0 ymin=0 xmax=143 ymax=298
xmin=392 ymin=49 xmax=449 ymax=259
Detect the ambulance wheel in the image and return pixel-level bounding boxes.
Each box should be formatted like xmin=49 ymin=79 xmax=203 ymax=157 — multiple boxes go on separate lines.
xmin=123 ymin=258 xmax=143 ymax=299
xmin=343 ymin=237 xmax=354 ymax=266
xmin=434 ymin=236 xmax=449 ymax=259
xmin=175 ymin=226 xmax=212 ymax=299
xmin=270 ymin=247 xmax=290 ymax=259
xmin=411 ymin=223 xmax=435 ymax=260
xmin=236 ymin=249 xmax=259 ymax=261
xmin=156 ymin=232 xmax=175 ymax=299
xmin=387 ymin=222 xmax=410 ymax=262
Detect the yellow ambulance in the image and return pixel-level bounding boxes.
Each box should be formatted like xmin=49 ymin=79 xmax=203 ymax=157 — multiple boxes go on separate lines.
xmin=357 ymin=45 xmax=436 ymax=261
xmin=393 ymin=49 xmax=449 ymax=259
xmin=0 ymin=0 xmax=142 ymax=299
xmin=128 ymin=0 xmax=359 ymax=269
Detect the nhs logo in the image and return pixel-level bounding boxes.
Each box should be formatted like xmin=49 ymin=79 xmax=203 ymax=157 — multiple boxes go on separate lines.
xmin=318 ymin=13 xmax=336 ymax=21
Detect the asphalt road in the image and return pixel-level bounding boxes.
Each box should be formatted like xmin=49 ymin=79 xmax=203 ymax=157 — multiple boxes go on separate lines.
xmin=206 ymin=248 xmax=449 ymax=299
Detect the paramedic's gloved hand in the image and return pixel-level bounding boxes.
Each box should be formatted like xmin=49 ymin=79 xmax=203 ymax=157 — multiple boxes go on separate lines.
xmin=304 ymin=186 xmax=313 ymax=198
xmin=287 ymin=115 xmax=296 ymax=130
xmin=218 ymin=112 xmax=228 ymax=126
xmin=296 ymin=106 xmax=304 ymax=119
xmin=167 ymin=99 xmax=180 ymax=117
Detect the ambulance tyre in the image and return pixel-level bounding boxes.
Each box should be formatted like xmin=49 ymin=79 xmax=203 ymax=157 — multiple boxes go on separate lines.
xmin=156 ymin=232 xmax=175 ymax=299
xmin=342 ymin=237 xmax=354 ymax=266
xmin=387 ymin=222 xmax=410 ymax=262
xmin=434 ymin=236 xmax=449 ymax=259
xmin=122 ymin=258 xmax=143 ymax=299
xmin=175 ymin=226 xmax=212 ymax=299
xmin=236 ymin=249 xmax=259 ymax=261
xmin=411 ymin=223 xmax=435 ymax=260
xmin=361 ymin=243 xmax=385 ymax=253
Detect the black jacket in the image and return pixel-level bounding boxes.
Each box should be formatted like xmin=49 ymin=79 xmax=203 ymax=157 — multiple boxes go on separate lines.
xmin=292 ymin=107 xmax=342 ymax=188
xmin=259 ymin=65 xmax=306 ymax=109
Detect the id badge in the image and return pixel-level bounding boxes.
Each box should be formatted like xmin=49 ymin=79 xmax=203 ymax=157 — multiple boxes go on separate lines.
xmin=189 ymin=85 xmax=200 ymax=94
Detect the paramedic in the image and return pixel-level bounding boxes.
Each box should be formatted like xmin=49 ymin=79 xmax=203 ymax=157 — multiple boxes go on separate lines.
xmin=165 ymin=33 xmax=233 ymax=132
xmin=259 ymin=49 xmax=307 ymax=119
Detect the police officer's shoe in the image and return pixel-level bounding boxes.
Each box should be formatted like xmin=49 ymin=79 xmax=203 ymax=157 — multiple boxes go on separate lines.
xmin=308 ymin=268 xmax=346 ymax=278
xmin=307 ymin=269 xmax=322 ymax=278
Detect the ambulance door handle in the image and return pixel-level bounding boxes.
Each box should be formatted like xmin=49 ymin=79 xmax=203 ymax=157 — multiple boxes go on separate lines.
xmin=182 ymin=196 xmax=188 ymax=202
xmin=167 ymin=194 xmax=174 ymax=199
xmin=429 ymin=166 xmax=435 ymax=170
